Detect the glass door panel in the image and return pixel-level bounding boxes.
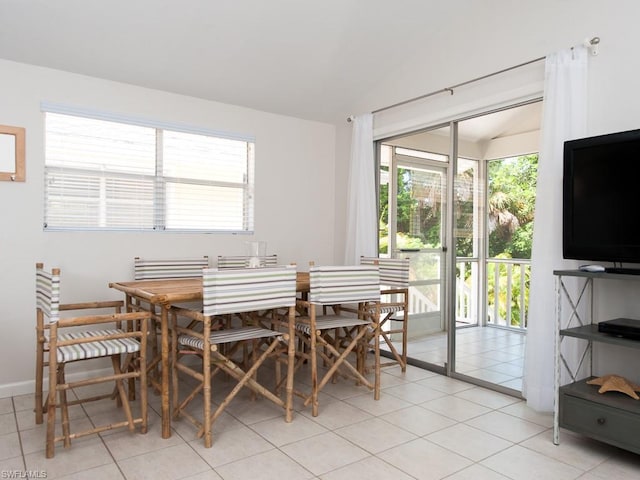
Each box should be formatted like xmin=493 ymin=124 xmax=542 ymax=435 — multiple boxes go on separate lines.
xmin=452 ymin=103 xmax=540 ymax=394
xmin=389 ymin=149 xmax=448 ymax=369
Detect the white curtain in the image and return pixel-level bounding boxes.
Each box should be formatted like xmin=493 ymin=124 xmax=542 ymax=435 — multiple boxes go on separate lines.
xmin=523 ymin=46 xmax=588 ymax=412
xmin=344 ymin=113 xmax=378 ymax=264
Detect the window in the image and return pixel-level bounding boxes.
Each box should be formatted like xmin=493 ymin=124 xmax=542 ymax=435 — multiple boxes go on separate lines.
xmin=44 ymin=111 xmax=255 ymax=232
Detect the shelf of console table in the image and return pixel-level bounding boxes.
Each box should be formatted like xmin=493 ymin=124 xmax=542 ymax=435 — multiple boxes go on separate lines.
xmin=560 ymin=324 xmax=640 ymax=350
xmin=559 ymin=377 xmax=640 ymax=455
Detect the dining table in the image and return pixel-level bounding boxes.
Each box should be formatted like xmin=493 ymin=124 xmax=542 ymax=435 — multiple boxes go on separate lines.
xmin=109 ymin=271 xmax=310 ymax=439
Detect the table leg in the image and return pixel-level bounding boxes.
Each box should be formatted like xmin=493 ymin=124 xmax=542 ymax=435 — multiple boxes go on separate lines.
xmin=160 ymin=305 xmax=171 ymax=439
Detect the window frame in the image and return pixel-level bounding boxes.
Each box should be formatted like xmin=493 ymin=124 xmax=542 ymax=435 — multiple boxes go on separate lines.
xmin=42 ymin=104 xmax=255 ymax=234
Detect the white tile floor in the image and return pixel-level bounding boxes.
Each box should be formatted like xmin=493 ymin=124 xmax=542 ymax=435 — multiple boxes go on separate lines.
xmin=2 ymin=363 xmax=640 ymax=480
xmin=391 ymin=325 xmax=526 ymax=392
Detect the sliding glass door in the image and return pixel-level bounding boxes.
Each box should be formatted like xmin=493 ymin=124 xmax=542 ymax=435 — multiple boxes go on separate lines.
xmin=378 ymin=101 xmax=541 ymax=394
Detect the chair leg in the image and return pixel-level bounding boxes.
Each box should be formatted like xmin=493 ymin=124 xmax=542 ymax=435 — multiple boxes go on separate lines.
xmin=310 ymin=328 xmax=319 ymax=417
xmin=356 ymin=329 xmax=365 ymax=378
xmin=274 ymin=342 xmax=283 ymax=397
xmin=35 ymin=313 xmax=46 ymax=425
xmin=112 ymin=355 xmax=136 ymax=432
xmin=284 ymin=331 xmax=295 ymax=423
xmin=171 ymin=311 xmax=179 ymax=419
xmin=400 ymin=309 xmax=408 ymax=372
xmin=369 ymin=311 xmax=408 ymax=373
xmin=203 ymin=338 xmax=285 ymax=434
xmin=45 ymin=368 xmax=58 ymax=458
xmin=202 ymin=323 xmax=212 ymax=448
xmin=58 ymin=367 xmax=72 ymax=449
xmin=149 ymin=310 xmax=163 ymax=391
xmin=373 ymin=322 xmax=381 ymax=400
xmin=380 ymin=328 xmax=403 ymax=367
xmin=137 ymin=349 xmax=148 ymax=435
xmin=250 ymin=339 xmax=259 ymax=401
xmin=310 ymin=326 xmax=372 ymax=401
xmin=35 ymin=343 xmax=44 ymax=424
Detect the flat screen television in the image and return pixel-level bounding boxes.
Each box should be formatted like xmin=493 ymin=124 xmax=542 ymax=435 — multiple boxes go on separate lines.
xmin=563 ymin=128 xmax=640 ymax=270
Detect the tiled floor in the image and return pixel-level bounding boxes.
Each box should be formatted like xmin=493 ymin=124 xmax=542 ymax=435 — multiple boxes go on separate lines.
xmin=388 ymin=325 xmax=526 ymax=391
xmin=2 ymin=363 xmax=640 ymax=479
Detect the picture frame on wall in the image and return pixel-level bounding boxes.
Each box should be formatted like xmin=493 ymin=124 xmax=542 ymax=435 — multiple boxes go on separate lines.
xmin=0 ymin=124 xmax=25 ymax=182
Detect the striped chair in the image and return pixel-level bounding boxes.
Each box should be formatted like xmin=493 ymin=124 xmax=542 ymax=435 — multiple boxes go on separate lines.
xmin=35 ymin=263 xmax=150 ymax=458
xmin=35 ymin=266 xmax=129 ymax=426
xmin=361 ymin=257 xmax=410 ymax=371
xmin=134 ymin=256 xmax=209 ymax=280
xmin=293 ymin=264 xmax=381 ymax=417
xmin=170 ymin=265 xmax=297 ymax=448
xmin=217 ymin=254 xmax=278 ymax=269
xmin=132 ymin=256 xmax=209 ymax=383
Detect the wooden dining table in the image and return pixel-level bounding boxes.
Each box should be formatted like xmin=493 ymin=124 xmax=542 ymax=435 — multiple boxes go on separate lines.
xmin=109 ymin=271 xmax=310 ymax=439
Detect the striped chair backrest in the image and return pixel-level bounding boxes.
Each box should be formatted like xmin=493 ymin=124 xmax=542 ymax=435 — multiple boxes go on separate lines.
xmin=134 ymin=257 xmax=209 ymax=280
xmin=217 ymin=255 xmax=278 ymax=269
xmin=202 ymin=265 xmax=296 ymax=316
xmin=360 ymin=257 xmax=410 ymax=288
xmin=309 ymin=265 xmax=380 ymax=305
xmin=36 ymin=263 xmax=61 ymax=324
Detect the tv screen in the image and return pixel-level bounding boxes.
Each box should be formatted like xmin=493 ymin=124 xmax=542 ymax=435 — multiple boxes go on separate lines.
xmin=563 ymin=128 xmax=640 ymax=265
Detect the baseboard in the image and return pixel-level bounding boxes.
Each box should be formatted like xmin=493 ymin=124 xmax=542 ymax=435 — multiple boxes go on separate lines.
xmin=0 ymin=366 xmax=114 ymax=399
xmin=0 ymin=379 xmax=34 ymax=399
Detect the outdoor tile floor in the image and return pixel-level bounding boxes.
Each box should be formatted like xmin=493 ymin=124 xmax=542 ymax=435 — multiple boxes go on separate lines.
xmin=396 ymin=325 xmax=526 ymax=392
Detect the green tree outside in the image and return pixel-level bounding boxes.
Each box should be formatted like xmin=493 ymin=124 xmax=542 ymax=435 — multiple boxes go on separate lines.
xmin=488 ymin=154 xmax=538 ymax=259
xmin=486 ymin=155 xmax=537 ymax=327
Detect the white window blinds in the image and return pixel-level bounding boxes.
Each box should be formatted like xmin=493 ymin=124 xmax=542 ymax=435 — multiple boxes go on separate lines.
xmin=43 ymin=110 xmax=255 ymax=233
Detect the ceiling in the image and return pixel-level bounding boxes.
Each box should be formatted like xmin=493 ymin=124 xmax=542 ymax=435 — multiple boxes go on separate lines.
xmin=457 ymin=102 xmax=542 ymax=142
xmin=386 ymin=102 xmax=542 ymax=150
xmin=0 ymin=1 xmax=551 ymax=128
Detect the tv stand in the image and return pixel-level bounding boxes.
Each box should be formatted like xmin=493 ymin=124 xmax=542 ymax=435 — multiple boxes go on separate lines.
xmin=554 ymin=270 xmax=640 ymax=455
xmin=604 ymin=267 xmax=640 ymax=275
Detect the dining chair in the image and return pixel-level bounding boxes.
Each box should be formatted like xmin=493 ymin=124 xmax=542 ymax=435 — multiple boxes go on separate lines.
xmin=216 ymin=254 xmax=280 ymax=344
xmin=360 ymin=256 xmax=410 ymax=372
xmin=134 ymin=256 xmax=210 ymax=280
xmin=170 ymin=265 xmax=297 ymax=448
xmin=217 ymin=254 xmax=278 ymax=269
xmin=35 ymin=270 xmax=126 ymax=426
xmin=35 ymin=263 xmax=149 ymax=458
xmin=131 ymin=256 xmax=209 ymax=382
xmin=293 ymin=264 xmax=381 ymax=417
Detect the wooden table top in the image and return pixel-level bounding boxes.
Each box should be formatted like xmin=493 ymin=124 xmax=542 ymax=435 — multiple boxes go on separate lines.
xmin=110 ymin=271 xmax=310 ymax=305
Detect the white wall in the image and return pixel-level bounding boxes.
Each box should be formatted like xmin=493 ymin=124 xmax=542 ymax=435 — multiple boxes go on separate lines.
xmin=0 ymin=59 xmax=337 ymax=396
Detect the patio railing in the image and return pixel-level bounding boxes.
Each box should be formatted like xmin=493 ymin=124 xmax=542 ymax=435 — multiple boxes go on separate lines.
xmin=487 ymin=258 xmax=530 ymax=330
xmin=456 ymin=258 xmax=530 ymax=331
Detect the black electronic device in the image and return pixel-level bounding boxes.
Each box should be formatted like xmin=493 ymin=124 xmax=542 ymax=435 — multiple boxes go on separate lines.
xmin=563 ymin=128 xmax=640 ymax=269
xmin=598 ymin=318 xmax=640 ymax=340
xmin=562 ymin=129 xmax=640 ymax=274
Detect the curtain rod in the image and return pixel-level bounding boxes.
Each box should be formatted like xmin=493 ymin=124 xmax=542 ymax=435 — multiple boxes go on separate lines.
xmin=347 ymin=36 xmax=600 ymax=122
